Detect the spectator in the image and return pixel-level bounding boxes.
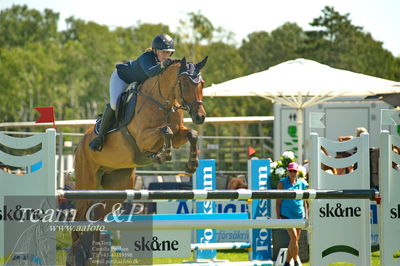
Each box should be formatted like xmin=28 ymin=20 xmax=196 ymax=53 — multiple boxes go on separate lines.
xmin=58 ymin=171 xmax=76 ymax=212
xmin=337 ymin=127 xmax=368 ymax=173
xmin=337 ymin=127 xmax=368 ymax=142
xmin=276 ymin=162 xmax=308 ymax=266
xmin=356 ymin=127 xmax=368 ymax=137
xmin=335 ymin=151 xmax=354 ymax=175
xmin=320 ymin=147 xmax=337 ymax=175
xmin=392 ymin=145 xmax=400 ymax=170
xmin=227 ymin=175 xmax=248 ymax=189
xmin=0 ymin=162 xmax=11 ymax=173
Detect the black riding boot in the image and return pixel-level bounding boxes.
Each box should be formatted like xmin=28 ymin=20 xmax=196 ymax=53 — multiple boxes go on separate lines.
xmin=89 ymin=104 xmax=115 ymax=152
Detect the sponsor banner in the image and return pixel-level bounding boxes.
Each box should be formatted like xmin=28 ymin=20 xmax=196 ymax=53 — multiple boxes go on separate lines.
xmin=215 ymin=202 xmax=249 ymax=242
xmin=216 ymin=229 xmax=249 ymax=242
xmin=194 ymin=160 xmax=216 ymax=259
xmin=249 ymin=159 xmax=272 ymax=260
xmin=370 ymin=203 xmax=379 ymax=246
xmin=121 ymin=229 xmax=191 ymax=258
xmin=1 ymin=196 xmax=56 ymax=266
xmin=158 ymin=201 xmax=249 ymax=242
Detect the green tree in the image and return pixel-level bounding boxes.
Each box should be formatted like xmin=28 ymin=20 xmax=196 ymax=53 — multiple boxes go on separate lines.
xmin=61 ymin=17 xmax=122 ymax=117
xmin=239 ymin=31 xmax=271 ymax=74
xmin=0 ymin=5 xmax=59 ymax=47
xmin=303 ymin=6 xmax=400 ymax=80
xmin=198 ymin=42 xmax=272 ymax=136
xmin=1 ymin=4 xmax=398 ymax=132
xmin=240 ymin=23 xmax=306 ymax=74
xmin=0 ymin=42 xmax=62 ymax=122
xmin=177 ymin=11 xmax=216 ymax=61
xmin=200 ymin=42 xmax=244 ymax=85
xmin=0 ymin=5 xmax=64 ymax=122
xmin=115 ymin=23 xmax=174 ymax=61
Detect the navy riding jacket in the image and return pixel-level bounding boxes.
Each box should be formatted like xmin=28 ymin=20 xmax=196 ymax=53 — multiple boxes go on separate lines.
xmin=115 ymin=51 xmax=163 ymax=84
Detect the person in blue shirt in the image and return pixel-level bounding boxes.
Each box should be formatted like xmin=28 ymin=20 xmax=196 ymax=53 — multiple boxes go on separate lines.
xmin=276 ymin=162 xmax=308 ymax=266
xmin=89 ymin=34 xmax=176 ymax=151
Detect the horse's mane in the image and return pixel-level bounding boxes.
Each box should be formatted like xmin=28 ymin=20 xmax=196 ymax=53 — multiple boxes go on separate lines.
xmin=140 ymin=60 xmax=181 ymax=94
xmin=141 ymin=58 xmax=202 ymax=95
xmin=159 ymin=60 xmax=182 ymax=85
xmin=164 ymin=60 xmax=182 ymax=74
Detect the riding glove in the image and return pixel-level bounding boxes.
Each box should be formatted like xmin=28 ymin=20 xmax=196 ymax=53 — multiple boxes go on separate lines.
xmin=161 ymin=58 xmax=173 ymax=68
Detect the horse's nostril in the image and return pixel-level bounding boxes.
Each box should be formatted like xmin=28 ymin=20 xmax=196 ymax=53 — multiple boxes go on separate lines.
xmin=192 ymin=113 xmax=205 ymax=124
xmin=196 ymin=115 xmax=205 ymax=123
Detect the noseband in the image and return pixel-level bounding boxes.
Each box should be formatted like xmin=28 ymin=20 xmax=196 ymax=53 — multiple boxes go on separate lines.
xmin=135 ymin=73 xmax=202 ymax=122
xmin=176 ymin=78 xmax=203 ymax=114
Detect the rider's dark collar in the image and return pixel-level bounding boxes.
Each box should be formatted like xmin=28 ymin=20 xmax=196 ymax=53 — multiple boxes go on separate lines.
xmin=153 ymin=50 xmax=161 ymax=63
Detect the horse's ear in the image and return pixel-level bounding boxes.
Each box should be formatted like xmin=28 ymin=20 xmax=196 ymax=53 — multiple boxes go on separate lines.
xmin=196 ymin=56 xmax=208 ymax=70
xmin=179 ymin=57 xmax=187 ymax=73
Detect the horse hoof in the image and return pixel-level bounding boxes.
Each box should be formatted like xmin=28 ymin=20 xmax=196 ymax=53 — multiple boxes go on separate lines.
xmin=191 ymin=160 xmax=199 ymax=169
xmin=185 ymin=163 xmax=197 ymax=174
xmin=152 ymin=156 xmax=162 ymax=164
xmin=154 ymin=153 xmax=168 ymax=164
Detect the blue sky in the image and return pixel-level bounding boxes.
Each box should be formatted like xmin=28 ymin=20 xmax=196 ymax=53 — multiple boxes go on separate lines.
xmin=1 ymin=0 xmax=399 ymax=56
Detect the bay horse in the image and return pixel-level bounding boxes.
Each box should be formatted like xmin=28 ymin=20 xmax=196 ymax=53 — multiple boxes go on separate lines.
xmin=70 ymin=57 xmax=208 ymax=265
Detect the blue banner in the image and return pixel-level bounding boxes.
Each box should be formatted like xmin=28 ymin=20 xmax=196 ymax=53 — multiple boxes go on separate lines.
xmin=249 ymin=159 xmax=272 ymax=260
xmin=195 ymin=160 xmax=217 ymax=259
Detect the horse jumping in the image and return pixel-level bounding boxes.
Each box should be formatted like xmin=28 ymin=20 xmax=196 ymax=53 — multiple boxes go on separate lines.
xmin=70 ymin=57 xmax=208 ymax=265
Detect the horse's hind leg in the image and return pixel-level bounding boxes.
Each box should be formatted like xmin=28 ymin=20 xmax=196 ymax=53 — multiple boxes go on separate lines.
xmin=71 ymin=138 xmax=101 ymax=265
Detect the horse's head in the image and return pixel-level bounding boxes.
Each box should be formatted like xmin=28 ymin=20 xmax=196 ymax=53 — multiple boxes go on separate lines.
xmin=175 ymin=56 xmax=208 ymax=124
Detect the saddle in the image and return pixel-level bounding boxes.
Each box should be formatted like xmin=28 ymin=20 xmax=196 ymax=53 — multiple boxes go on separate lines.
xmin=94 ymin=83 xmax=141 ymax=135
xmin=94 ymin=82 xmax=152 ymax=165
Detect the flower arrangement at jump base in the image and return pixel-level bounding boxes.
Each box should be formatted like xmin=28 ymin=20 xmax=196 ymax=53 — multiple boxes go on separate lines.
xmin=270 ymin=151 xmax=307 ymax=189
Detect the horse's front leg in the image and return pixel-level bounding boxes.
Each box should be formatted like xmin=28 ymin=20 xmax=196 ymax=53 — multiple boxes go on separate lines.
xmin=172 ymin=128 xmax=199 ymax=173
xmin=151 ymin=125 xmax=173 ymax=164
xmin=186 ymin=129 xmax=199 ymax=173
xmin=160 ymin=125 xmax=173 ymax=161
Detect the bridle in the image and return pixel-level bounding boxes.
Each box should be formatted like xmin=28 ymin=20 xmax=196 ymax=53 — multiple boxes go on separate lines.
xmin=135 ymin=71 xmax=203 ymax=122
xmin=176 ymin=73 xmax=204 ymax=115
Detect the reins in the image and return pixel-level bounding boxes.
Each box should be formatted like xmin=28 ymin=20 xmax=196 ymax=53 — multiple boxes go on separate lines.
xmin=177 ymin=78 xmax=203 ymax=113
xmin=135 ymin=73 xmax=182 ymax=122
xmin=134 ymin=64 xmax=203 ymax=123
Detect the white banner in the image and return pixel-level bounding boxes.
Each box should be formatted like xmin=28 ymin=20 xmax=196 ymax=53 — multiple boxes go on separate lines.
xmin=121 ymin=229 xmax=191 ymax=258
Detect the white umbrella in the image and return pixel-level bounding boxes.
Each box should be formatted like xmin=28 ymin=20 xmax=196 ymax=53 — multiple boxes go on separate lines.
xmin=203 ymin=58 xmax=400 ymax=162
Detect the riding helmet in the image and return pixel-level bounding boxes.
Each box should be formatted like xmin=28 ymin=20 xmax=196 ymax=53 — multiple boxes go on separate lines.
xmin=152 ymin=34 xmax=175 ymax=52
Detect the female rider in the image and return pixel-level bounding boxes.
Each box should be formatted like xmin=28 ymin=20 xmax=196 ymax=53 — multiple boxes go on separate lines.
xmin=90 ymin=34 xmax=175 ymax=152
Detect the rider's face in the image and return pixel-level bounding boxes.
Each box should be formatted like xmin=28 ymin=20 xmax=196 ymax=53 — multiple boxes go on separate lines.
xmin=156 ymin=50 xmax=172 ymax=62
